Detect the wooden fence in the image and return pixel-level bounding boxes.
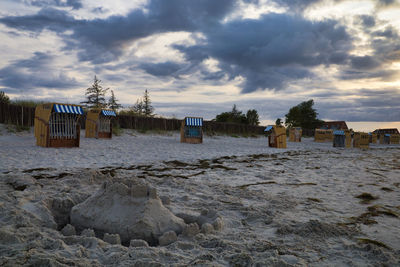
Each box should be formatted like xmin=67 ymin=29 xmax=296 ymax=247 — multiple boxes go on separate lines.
xmin=0 ymin=102 xmax=35 ymax=126
xmin=0 ymin=102 xmax=266 ymax=135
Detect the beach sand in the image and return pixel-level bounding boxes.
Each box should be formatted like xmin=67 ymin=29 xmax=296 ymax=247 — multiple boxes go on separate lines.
xmin=0 ymin=125 xmax=399 ymax=266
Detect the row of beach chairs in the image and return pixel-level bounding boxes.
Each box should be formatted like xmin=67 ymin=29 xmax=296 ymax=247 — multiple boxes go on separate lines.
xmin=34 ymin=103 xmax=399 ymax=149
xmin=263 ymin=126 xmax=399 ymax=149
xmin=34 ymin=103 xmax=203 ymax=147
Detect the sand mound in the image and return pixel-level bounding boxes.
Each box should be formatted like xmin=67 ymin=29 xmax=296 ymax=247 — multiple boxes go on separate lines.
xmin=70 ymin=180 xmax=185 ymax=245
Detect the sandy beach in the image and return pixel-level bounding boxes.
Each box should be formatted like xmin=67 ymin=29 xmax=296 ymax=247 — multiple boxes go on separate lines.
xmin=1 ymin=125 xmax=399 ymax=266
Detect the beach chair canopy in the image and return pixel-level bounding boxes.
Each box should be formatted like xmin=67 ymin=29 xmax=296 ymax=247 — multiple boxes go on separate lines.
xmin=333 ymin=130 xmax=345 ymax=135
xmin=385 ymin=134 xmax=391 ymax=137
xmin=185 ymin=117 xmax=203 ymax=127
xmin=264 ymin=125 xmax=273 ymax=132
xmin=54 ymin=104 xmax=84 ymax=115
xmin=101 ymin=110 xmax=117 ymax=116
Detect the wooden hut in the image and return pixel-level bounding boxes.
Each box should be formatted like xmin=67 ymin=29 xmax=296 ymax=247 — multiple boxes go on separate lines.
xmin=390 ymin=134 xmax=400 ymax=144
xmin=369 ymin=133 xmax=377 ymax=144
xmin=180 ymin=117 xmax=203 ymax=144
xmin=314 ymin=129 xmax=334 ymax=142
xmin=333 ymin=130 xmax=351 ymax=148
xmin=34 ymin=103 xmax=83 ymax=147
xmin=85 ymin=109 xmax=117 ymax=139
xmin=289 ymin=127 xmax=302 ymax=142
xmin=353 ymin=132 xmax=369 ymax=149
xmin=374 ymin=128 xmax=399 ymax=143
xmin=380 ymin=134 xmax=391 ymax=144
xmin=321 ymin=121 xmax=348 ymax=130
xmin=265 ymin=125 xmax=287 ymax=148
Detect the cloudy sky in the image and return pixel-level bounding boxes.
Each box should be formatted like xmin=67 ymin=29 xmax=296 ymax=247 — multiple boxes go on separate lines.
xmin=0 ymin=0 xmax=399 ymax=130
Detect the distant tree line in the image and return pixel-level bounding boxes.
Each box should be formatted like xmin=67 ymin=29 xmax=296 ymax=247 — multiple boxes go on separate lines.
xmin=82 ymin=75 xmax=154 ymax=117
xmin=214 ymin=104 xmax=260 ymax=126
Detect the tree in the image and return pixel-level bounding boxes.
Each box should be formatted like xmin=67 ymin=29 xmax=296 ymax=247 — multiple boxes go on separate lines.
xmin=215 ymin=105 xmax=261 ymax=125
xmin=275 ymin=118 xmax=282 ymax=126
xmin=130 ymin=90 xmax=154 ymax=117
xmin=131 ymin=99 xmax=144 ymax=115
xmin=0 ymin=91 xmax=10 ymax=104
xmin=215 ymin=104 xmax=247 ymax=124
xmin=246 ymin=109 xmax=260 ymax=126
xmin=284 ymin=99 xmax=323 ymax=129
xmin=108 ymin=90 xmax=122 ymax=111
xmin=231 ymin=104 xmax=241 ymax=118
xmin=81 ymin=75 xmax=109 ymax=108
xmin=142 ymin=89 xmax=154 ymax=117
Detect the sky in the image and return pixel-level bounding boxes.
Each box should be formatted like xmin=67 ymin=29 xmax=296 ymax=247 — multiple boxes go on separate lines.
xmin=0 ymin=0 xmax=399 ymax=131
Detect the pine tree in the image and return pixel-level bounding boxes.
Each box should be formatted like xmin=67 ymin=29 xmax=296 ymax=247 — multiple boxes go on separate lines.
xmin=108 ymin=90 xmax=122 ymax=111
xmin=0 ymin=91 xmax=10 ymax=104
xmin=129 ymin=90 xmax=154 ymax=117
xmin=81 ymin=75 xmax=109 ymax=108
xmin=131 ymin=99 xmax=144 ymax=115
xmin=142 ymin=89 xmax=154 ymax=117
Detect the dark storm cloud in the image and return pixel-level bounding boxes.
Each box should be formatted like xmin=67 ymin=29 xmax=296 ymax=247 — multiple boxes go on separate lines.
xmin=270 ymin=0 xmax=399 ymax=11
xmin=0 ymin=7 xmax=78 ymax=32
xmin=350 ymin=56 xmax=381 ymax=70
xmin=201 ymin=70 xmax=226 ymax=81
xmin=270 ymin=0 xmax=321 ymax=11
xmin=375 ymin=0 xmax=397 ymax=8
xmin=342 ymin=20 xmax=400 ymax=81
xmin=317 ymin=100 xmax=400 ymax=121
xmin=176 ymin=13 xmax=352 ymax=92
xmin=357 ymin=88 xmax=400 ymax=97
xmin=313 ymin=87 xmax=400 ymax=121
xmin=0 ymin=0 xmax=236 ymax=63
xmin=139 ymin=62 xmax=184 ymax=77
xmin=340 ymin=69 xmax=398 ymax=80
xmin=28 ymin=0 xmax=83 ymax=9
xmin=373 ymin=26 xmax=399 ymax=39
xmin=0 ymin=52 xmax=78 ymax=93
xmin=346 ymin=27 xmax=400 ymax=80
xmin=358 ymin=15 xmax=376 ymax=28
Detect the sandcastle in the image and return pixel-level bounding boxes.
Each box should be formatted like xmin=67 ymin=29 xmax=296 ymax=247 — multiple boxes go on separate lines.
xmin=70 ymin=180 xmax=186 ymax=245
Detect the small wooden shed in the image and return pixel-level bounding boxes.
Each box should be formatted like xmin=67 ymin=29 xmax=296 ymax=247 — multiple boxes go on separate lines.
xmin=390 ymin=134 xmax=400 ymax=144
xmin=369 ymin=133 xmax=377 ymax=144
xmin=265 ymin=125 xmax=287 ymax=148
xmin=180 ymin=117 xmax=203 ymax=144
xmin=289 ymin=127 xmax=302 ymax=142
xmin=380 ymin=134 xmax=391 ymax=144
xmin=34 ymin=103 xmax=83 ymax=147
xmin=85 ymin=109 xmax=117 ymax=139
xmin=314 ymin=129 xmax=334 ymax=142
xmin=353 ymin=132 xmax=369 ymax=149
xmin=333 ymin=130 xmax=351 ymax=148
